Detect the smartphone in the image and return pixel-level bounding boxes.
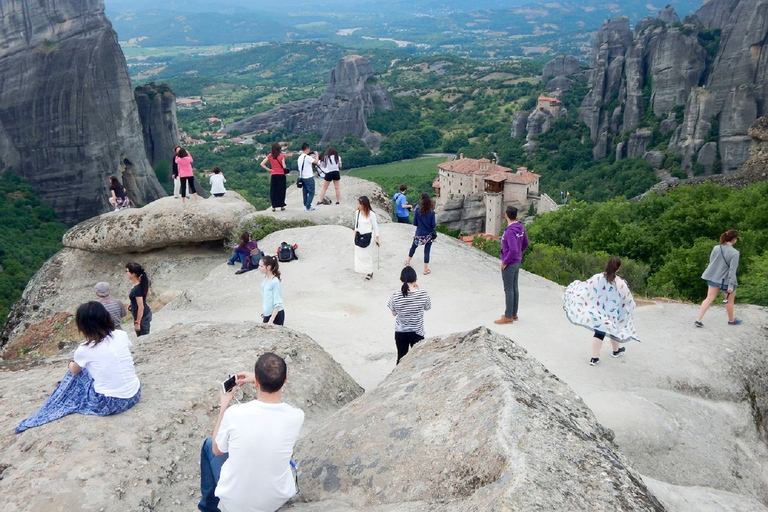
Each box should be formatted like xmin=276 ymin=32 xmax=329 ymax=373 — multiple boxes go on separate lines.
xmin=222 ymin=375 xmax=237 ymax=393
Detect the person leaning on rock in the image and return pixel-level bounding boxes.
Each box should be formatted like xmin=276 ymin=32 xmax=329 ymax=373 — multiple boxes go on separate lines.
xmin=94 ymin=281 xmax=126 ymax=329
xmin=494 ymin=205 xmax=529 ymax=325
xmin=198 ymin=353 xmax=304 ymax=512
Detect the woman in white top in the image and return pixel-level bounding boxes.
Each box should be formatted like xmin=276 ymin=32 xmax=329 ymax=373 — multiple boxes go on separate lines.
xmin=15 ymin=301 xmax=141 ymax=432
xmin=354 ymin=195 xmax=379 ymax=280
xmin=208 ymin=166 xmax=227 ymax=197
xmin=317 ymin=147 xmax=342 ymax=205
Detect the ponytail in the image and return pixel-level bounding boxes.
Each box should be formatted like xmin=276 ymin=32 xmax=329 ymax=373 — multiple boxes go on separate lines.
xmin=603 ymin=256 xmax=621 ymax=284
xmin=126 ymin=262 xmax=150 ymax=298
xmin=719 ymin=229 xmax=739 ymax=245
xmin=262 ymin=255 xmax=281 ymax=280
xmin=400 ymin=266 xmax=417 ymax=297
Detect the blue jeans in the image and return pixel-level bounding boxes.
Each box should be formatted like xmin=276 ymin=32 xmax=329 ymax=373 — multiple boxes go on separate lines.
xmin=501 ymin=262 xmax=521 ymax=318
xmin=396 ymin=215 xmax=410 ymax=223
xmin=300 ymin=177 xmax=315 ymax=209
xmin=228 ymin=252 xmax=245 ymax=265
xmin=199 ymin=437 xmax=228 ymax=512
xmin=408 ymin=239 xmax=432 ymax=263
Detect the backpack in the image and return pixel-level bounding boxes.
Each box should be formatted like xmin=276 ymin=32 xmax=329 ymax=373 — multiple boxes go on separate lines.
xmin=277 ymin=242 xmax=298 ymax=262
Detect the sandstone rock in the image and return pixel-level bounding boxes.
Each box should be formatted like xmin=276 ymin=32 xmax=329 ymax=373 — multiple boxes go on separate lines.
xmin=0 ymin=322 xmax=363 ymax=512
xmin=696 ymin=142 xmax=719 ymax=173
xmin=293 ymin=327 xmax=667 ymax=510
xmin=644 ymin=150 xmax=666 ymax=169
xmin=134 ymin=82 xmax=181 ymax=170
xmin=0 ymin=0 xmax=166 ymax=225
xmin=511 ymin=112 xmax=528 ymax=138
xmin=223 ymin=56 xmax=393 ymax=147
xmin=616 ymin=141 xmax=626 ymax=161
xmin=660 ymin=113 xmax=678 ymax=134
xmin=546 ymin=75 xmax=572 ymax=92
xmin=694 ymin=0 xmax=741 ymax=29
xmin=628 ymin=130 xmax=653 ymax=158
xmin=525 ymin=109 xmax=551 ymax=139
xmin=62 ymin=193 xmax=256 ymax=253
xmin=658 ymin=6 xmax=680 ymax=24
xmin=541 ymin=55 xmax=581 ymax=80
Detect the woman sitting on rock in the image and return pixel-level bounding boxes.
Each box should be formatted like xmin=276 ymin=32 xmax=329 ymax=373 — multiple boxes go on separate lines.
xmin=15 ymin=301 xmax=141 ymax=433
xmin=108 ymin=175 xmax=131 ymax=211
xmin=230 ymin=232 xmax=263 ymax=275
xmin=126 ymin=262 xmax=152 ymax=336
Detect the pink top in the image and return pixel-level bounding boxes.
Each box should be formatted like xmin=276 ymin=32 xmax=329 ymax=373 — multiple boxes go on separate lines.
xmin=175 ymin=155 xmax=194 ymax=178
xmin=267 ymin=155 xmax=285 ymax=176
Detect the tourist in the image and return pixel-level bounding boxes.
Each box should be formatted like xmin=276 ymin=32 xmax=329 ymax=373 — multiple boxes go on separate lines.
xmin=15 ymin=301 xmax=141 ymax=433
xmin=198 ymin=353 xmax=304 ymax=512
xmin=108 ymin=176 xmax=130 ymax=211
xmin=695 ymin=229 xmax=742 ymax=327
xmin=260 ymin=143 xmax=287 ymax=211
xmin=393 ymin=184 xmax=412 ymax=223
xmin=172 ymin=145 xmax=183 ymax=198
xmin=562 ymin=256 xmax=638 ymax=366
xmin=494 ymin=205 xmax=529 ymax=325
xmin=229 ymin=232 xmax=263 ymax=274
xmin=388 ymin=266 xmax=432 ymax=364
xmin=354 ymin=195 xmax=380 ymax=281
xmin=94 ymin=281 xmax=126 ymax=329
xmin=404 ymin=193 xmax=436 ymax=275
xmin=316 ymin=147 xmax=342 ymax=205
xmin=208 ymin=166 xmax=226 ymax=197
xmin=259 ymin=255 xmax=284 ymax=325
xmin=175 ymin=147 xmax=199 ymax=204
xmin=126 ymin=262 xmax=152 ymax=336
xmin=297 ymin=142 xmax=319 ymax=211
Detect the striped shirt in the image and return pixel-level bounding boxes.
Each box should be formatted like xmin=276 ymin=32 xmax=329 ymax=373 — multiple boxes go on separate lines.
xmin=387 ymin=289 xmax=432 ymax=336
xmin=98 ymin=298 xmax=127 ymax=329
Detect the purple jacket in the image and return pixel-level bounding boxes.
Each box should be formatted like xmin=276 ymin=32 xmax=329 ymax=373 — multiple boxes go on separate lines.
xmin=500 ymin=221 xmax=529 ymax=266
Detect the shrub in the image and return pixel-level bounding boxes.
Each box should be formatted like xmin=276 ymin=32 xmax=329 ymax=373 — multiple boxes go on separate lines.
xmin=227 ymin=216 xmax=315 ymax=247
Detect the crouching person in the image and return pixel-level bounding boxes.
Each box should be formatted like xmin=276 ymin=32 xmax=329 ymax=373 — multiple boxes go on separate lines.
xmin=199 ymin=352 xmax=305 ymax=512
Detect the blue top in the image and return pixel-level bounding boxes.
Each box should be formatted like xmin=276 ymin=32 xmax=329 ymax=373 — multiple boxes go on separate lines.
xmin=261 ymin=277 xmax=283 ymax=318
xmin=393 ymin=193 xmax=409 ymax=218
xmin=413 ymin=207 xmax=436 ymax=236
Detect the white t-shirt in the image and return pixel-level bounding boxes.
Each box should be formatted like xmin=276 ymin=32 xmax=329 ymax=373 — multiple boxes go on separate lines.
xmin=319 ymin=155 xmax=341 ymax=173
xmin=297 ymin=153 xmax=315 ymax=179
xmin=215 ymin=400 xmax=305 ymax=512
xmin=209 ymin=174 xmax=226 ymax=194
xmin=72 ymin=330 xmax=140 ymax=398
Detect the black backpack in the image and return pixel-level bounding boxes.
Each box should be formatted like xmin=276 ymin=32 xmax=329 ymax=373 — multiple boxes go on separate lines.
xmin=277 ymin=242 xmax=298 ymax=262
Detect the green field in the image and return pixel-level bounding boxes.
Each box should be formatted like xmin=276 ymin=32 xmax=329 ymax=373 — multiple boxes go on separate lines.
xmin=344 ymin=156 xmax=447 ymax=207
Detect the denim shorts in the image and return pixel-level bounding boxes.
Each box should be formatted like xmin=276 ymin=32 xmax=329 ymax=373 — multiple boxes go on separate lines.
xmin=707 ymin=280 xmax=736 ymax=291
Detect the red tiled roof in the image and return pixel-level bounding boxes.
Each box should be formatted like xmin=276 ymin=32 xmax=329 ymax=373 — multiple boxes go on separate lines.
xmin=537 ymin=96 xmax=561 ymax=103
xmin=439 ymin=158 xmax=539 ymax=185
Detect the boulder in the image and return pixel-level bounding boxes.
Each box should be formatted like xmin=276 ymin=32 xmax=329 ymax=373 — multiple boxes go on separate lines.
xmin=0 ymin=322 xmax=363 ymax=512
xmin=511 ymin=112 xmax=528 ymax=138
xmin=541 ymin=55 xmax=581 ymax=80
xmin=0 ymin=0 xmax=166 ymax=225
xmin=525 ymin=109 xmax=552 ymax=139
xmin=62 ymin=193 xmax=256 ymax=253
xmin=134 ymin=82 xmax=181 ymax=170
xmin=292 ymin=327 xmax=666 ymax=511
xmin=223 ymin=56 xmax=393 ymax=148
xmin=546 ymin=76 xmax=572 ymax=92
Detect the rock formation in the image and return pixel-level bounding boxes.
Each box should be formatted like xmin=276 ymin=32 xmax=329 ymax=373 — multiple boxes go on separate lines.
xmin=62 ymin=193 xmax=255 ymax=253
xmin=292 ymin=327 xmax=667 ymax=510
xmin=435 ymin=194 xmax=485 ymax=233
xmin=542 ymin=55 xmax=581 ymax=81
xmin=134 ymin=82 xmax=181 ymax=170
xmin=223 ymin=56 xmax=393 ymax=147
xmin=0 ymin=0 xmax=166 ymax=225
xmin=581 ymin=1 xmax=768 ymax=172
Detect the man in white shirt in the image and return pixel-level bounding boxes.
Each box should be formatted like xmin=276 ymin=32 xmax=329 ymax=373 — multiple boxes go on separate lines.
xmin=198 ymin=353 xmax=305 ymax=512
xmin=297 ymin=142 xmax=319 ymax=211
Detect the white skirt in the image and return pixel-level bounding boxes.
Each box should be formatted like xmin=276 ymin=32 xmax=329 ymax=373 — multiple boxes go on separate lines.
xmin=354 ymin=244 xmax=374 ymax=274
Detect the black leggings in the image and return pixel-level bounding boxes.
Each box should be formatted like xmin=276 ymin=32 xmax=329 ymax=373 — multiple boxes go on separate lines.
xmin=180 ymin=177 xmax=196 ymax=197
xmin=408 ymin=240 xmax=432 ymax=263
xmin=395 ymin=331 xmax=424 ymax=364
xmin=263 ymin=310 xmax=285 ymax=325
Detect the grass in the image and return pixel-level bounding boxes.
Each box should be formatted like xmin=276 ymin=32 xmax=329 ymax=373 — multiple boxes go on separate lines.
xmin=344 ymin=156 xmax=448 ymax=207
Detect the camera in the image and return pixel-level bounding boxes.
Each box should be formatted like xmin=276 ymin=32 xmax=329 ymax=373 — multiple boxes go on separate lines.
xmin=221 ymin=374 xmax=237 ymax=393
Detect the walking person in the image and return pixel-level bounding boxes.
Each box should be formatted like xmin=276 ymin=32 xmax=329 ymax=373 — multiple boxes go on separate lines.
xmin=260 ymin=143 xmax=287 ymax=211
xmin=563 ymin=256 xmax=639 ymax=366
xmin=494 ymin=206 xmax=529 ymax=325
xmin=15 ymin=301 xmax=141 ymax=433
xmin=388 ymin=266 xmax=432 ymax=364
xmin=393 ymin=184 xmax=412 ymax=223
xmin=94 ymin=282 xmax=127 ymax=329
xmin=695 ymin=229 xmax=742 ymax=327
xmin=316 ymin=147 xmax=342 ymax=205
xmin=208 ymin=166 xmax=226 ymax=197
xmin=297 ymin=142 xmax=318 ymax=211
xmin=175 ymin=147 xmax=199 ymax=204
xmin=405 ymin=193 xmax=436 ymax=275
xmin=126 ymin=262 xmax=152 ymax=336
xmin=354 ymin=196 xmax=380 ymax=281
xmin=259 ymin=255 xmax=284 ymax=325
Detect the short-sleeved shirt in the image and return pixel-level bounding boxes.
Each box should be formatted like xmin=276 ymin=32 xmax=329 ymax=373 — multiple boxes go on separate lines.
xmin=319 ymin=155 xmax=341 ymax=173
xmin=267 ymin=155 xmax=286 ymax=176
xmin=73 ymin=330 xmax=140 ymax=398
xmin=129 ymin=284 xmax=151 ymax=319
xmin=393 ymin=193 xmax=409 ymax=218
xmin=209 ymin=174 xmax=226 ymax=194
xmin=215 ymin=401 xmax=305 ymax=512
xmin=98 ymin=298 xmax=127 ymax=329
xmin=297 ymin=153 xmax=315 ymax=179
xmin=261 ymin=277 xmax=283 ymax=318
xmin=387 ymin=289 xmax=432 ymax=336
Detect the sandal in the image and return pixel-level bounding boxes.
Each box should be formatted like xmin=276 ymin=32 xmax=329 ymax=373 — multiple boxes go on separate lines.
xmin=365 ymin=273 xmax=373 ymax=281
xmin=424 ymin=269 xmax=431 ymax=275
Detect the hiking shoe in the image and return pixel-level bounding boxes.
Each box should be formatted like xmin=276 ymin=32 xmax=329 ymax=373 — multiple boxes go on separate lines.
xmin=612 ymin=347 xmax=626 ymax=358
xmin=589 ymin=358 xmax=599 ymax=366
xmin=227 ymin=261 xmax=235 ymax=265
xmin=728 ymin=318 xmax=743 ymax=325
xmin=306 ymin=207 xmax=315 ymax=211
xmin=694 ymin=321 xmax=704 ymax=328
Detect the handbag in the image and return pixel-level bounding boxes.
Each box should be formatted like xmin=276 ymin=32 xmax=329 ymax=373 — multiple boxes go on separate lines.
xmin=430 ymin=230 xmax=438 ymax=240
xmin=354 ymin=211 xmax=372 ymax=248
xmin=296 ymin=178 xmax=303 ymax=188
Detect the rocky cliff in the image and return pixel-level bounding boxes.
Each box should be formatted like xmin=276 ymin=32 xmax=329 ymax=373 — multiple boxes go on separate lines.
xmin=223 ymin=55 xmax=393 ymax=147
xmin=0 ymin=0 xmax=166 ymax=225
xmin=580 ymin=1 xmax=768 ymax=172
xmin=134 ymin=82 xmax=180 ymax=170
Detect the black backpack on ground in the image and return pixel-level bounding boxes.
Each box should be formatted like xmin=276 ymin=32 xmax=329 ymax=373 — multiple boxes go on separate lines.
xmin=277 ymin=242 xmax=298 ymax=262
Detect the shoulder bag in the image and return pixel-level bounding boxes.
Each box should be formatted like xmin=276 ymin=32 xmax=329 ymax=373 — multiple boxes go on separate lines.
xmin=354 ymin=211 xmax=372 ymax=248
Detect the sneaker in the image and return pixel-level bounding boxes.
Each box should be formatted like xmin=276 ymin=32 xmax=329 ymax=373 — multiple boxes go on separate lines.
xmin=306 ymin=207 xmax=315 ymax=211
xmin=227 ymin=261 xmax=235 ymax=265
xmin=694 ymin=321 xmax=704 ymax=328
xmin=589 ymin=358 xmax=599 ymax=366
xmin=612 ymin=347 xmax=626 ymax=358
xmin=728 ymin=318 xmax=743 ymax=325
